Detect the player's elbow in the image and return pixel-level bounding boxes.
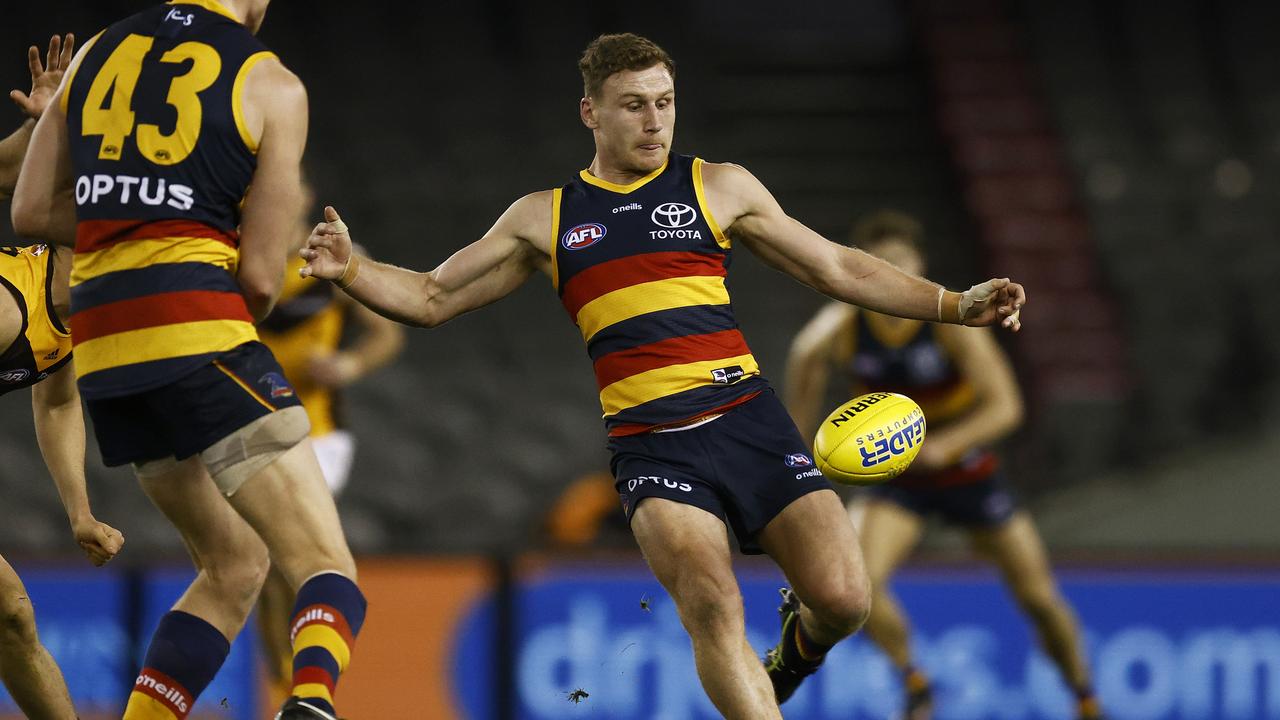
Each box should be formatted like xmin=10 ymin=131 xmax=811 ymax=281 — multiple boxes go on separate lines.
xmin=238 ymin=277 xmax=279 ymax=322
xmin=10 ymin=193 xmax=50 ymax=240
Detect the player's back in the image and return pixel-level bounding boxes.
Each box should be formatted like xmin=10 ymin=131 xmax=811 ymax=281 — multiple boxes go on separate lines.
xmin=61 ymin=0 xmax=278 ymax=399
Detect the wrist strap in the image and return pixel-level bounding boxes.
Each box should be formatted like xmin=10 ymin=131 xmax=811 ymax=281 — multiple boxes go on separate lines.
xmin=938 ymin=288 xmax=962 ymax=324
xmin=335 ymin=254 xmax=360 ymax=289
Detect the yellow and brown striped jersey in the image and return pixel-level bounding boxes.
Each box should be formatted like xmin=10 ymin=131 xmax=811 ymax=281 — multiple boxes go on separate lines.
xmin=0 ymin=245 xmax=73 ymax=394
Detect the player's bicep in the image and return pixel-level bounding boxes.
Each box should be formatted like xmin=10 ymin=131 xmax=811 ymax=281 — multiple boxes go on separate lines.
xmin=237 ymin=62 xmax=307 ymax=301
xmin=720 ymin=166 xmax=844 ymax=289
xmin=429 ymin=229 xmax=537 ymax=317
xmin=427 ymin=192 xmax=550 ymax=314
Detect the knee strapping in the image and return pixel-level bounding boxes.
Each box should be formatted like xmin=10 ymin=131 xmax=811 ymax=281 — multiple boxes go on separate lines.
xmin=202 ymin=406 xmax=311 ymax=497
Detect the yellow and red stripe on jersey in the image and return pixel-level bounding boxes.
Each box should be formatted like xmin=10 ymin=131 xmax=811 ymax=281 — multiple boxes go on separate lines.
xmin=69 ymin=219 xmax=257 ymax=398
xmin=560 ymin=249 xmax=762 ymax=433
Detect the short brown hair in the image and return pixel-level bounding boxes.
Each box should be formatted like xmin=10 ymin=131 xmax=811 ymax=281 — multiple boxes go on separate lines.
xmin=579 ymin=33 xmax=675 ymax=98
xmin=849 ymin=209 xmax=923 ymax=250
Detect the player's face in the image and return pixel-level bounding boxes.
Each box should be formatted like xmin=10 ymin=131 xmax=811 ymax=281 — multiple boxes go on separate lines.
xmin=870 ymin=238 xmax=925 ymax=276
xmin=585 ymin=64 xmax=675 ymax=174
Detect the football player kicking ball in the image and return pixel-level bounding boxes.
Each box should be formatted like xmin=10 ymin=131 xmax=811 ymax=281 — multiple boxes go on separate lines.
xmin=786 ymin=211 xmax=1103 ymax=720
xmin=0 ymin=33 xmax=123 ymax=720
xmin=302 ymin=34 xmax=1023 ymax=717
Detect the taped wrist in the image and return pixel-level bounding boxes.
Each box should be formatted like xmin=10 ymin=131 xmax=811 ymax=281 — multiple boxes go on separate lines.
xmin=938 ymin=288 xmax=963 ymax=324
xmin=336 ymin=254 xmax=361 ymax=289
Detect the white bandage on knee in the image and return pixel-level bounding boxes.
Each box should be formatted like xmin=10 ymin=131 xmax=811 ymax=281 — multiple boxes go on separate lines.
xmin=201 ymin=406 xmax=311 ymax=497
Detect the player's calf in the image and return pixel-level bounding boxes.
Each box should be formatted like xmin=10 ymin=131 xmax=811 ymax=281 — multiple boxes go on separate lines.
xmin=279 ymin=572 xmax=367 ymax=720
xmin=764 ymin=581 xmax=869 ymax=704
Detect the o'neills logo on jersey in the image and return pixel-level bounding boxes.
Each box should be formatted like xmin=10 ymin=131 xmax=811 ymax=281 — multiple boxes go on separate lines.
xmin=134 ymin=669 xmax=191 ymax=715
xmin=290 ymin=605 xmax=337 ymax=642
xmin=562 ymin=223 xmax=607 ymax=250
xmin=710 ymin=365 xmax=746 ymax=384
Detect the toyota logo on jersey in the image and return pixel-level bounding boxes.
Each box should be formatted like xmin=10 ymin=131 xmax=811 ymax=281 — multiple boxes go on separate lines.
xmin=562 ymin=223 xmax=608 ymax=250
xmin=651 ymin=202 xmax=697 ymax=228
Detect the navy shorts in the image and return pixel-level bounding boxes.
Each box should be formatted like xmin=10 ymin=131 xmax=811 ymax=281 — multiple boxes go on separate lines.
xmin=868 ymin=470 xmax=1018 ymax=527
xmin=85 ymin=341 xmax=303 ymax=467
xmin=609 ymin=389 xmax=833 ymax=554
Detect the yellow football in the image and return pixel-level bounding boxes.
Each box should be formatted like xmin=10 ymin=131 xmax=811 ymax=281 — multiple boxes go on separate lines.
xmin=813 ymin=392 xmax=926 ymax=485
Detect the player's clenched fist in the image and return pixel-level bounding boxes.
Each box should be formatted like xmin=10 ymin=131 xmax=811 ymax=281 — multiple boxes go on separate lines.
xmin=300 ymin=205 xmax=356 ymax=286
xmin=73 ymin=518 xmax=123 ymax=567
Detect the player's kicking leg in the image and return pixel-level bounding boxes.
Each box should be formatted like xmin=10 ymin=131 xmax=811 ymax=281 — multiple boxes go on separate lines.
xmin=969 ymin=512 xmax=1103 ymax=720
xmin=0 ymin=555 xmax=77 ymax=720
xmin=632 ymin=499 xmax=783 ymax=719
xmin=758 ymin=489 xmax=872 ymax=703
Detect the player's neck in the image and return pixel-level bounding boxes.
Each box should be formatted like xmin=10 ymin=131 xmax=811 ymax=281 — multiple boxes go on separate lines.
xmin=585 ymin=154 xmax=659 ymax=187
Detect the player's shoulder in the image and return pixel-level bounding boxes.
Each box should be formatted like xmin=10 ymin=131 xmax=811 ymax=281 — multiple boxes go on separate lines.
xmin=697 ymin=159 xmax=756 ymax=186
xmin=696 ymin=159 xmax=770 ymax=209
xmin=507 ymin=189 xmax=557 ymax=224
xmin=244 ymin=53 xmax=303 ymax=96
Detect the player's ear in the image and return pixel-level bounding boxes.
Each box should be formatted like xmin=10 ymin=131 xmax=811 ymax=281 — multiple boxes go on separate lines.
xmin=580 ymin=97 xmax=598 ymax=129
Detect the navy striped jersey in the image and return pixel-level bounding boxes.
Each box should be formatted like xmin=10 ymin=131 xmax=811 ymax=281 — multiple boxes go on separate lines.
xmin=61 ymin=0 xmax=276 ymax=399
xmin=551 ymin=153 xmax=767 ymax=435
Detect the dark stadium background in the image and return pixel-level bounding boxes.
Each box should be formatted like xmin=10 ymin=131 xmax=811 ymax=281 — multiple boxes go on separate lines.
xmin=1 ymin=1 xmax=1278 ymax=718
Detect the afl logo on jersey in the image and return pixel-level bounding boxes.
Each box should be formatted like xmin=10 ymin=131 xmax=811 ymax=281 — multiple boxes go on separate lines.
xmin=562 ymin=223 xmax=608 ymax=251
xmin=0 ymin=369 xmax=32 ymax=383
xmin=651 ymin=202 xmax=697 ymax=228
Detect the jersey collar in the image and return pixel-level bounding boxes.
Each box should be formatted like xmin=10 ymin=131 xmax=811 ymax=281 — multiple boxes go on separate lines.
xmin=579 ymin=158 xmax=669 ymax=194
xmin=168 ymin=0 xmax=241 ymax=23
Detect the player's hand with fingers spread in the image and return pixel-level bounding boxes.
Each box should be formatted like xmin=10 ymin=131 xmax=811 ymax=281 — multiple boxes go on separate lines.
xmin=300 ymin=205 xmax=357 ymax=286
xmin=72 ymin=517 xmax=124 ymax=567
xmin=9 ymin=33 xmax=75 ymax=120
xmin=958 ymin=277 xmax=1025 ymax=332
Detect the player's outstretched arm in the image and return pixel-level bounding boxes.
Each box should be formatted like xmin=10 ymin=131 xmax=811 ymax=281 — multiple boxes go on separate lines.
xmin=8 ymin=34 xmax=79 ymax=238
xmin=31 ymin=362 xmax=124 ymax=567
xmin=707 ymin=162 xmax=1025 ymax=331
xmin=913 ymin=325 xmax=1025 ymax=470
xmin=237 ymin=58 xmax=308 ymax=321
xmin=301 ymin=193 xmax=551 ymax=328
xmin=784 ymin=301 xmax=852 ymax=442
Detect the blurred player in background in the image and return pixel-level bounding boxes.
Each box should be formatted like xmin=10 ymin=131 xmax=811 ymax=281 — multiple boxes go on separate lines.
xmin=256 ymin=179 xmax=404 ymax=701
xmin=299 ymin=33 xmax=1025 ymax=718
xmin=13 ymin=2 xmax=366 ymax=718
xmin=785 ymin=210 xmax=1102 ymax=720
xmin=0 ymin=33 xmax=123 ymax=720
